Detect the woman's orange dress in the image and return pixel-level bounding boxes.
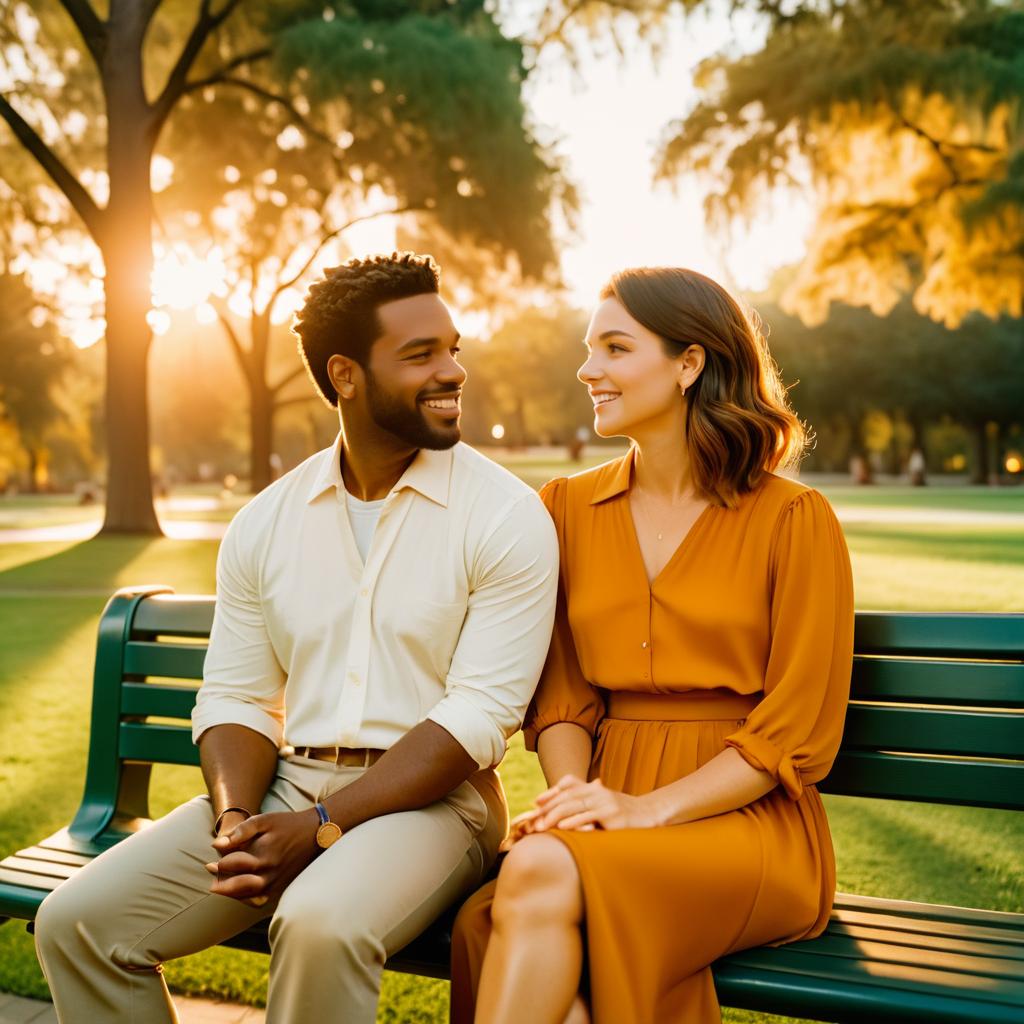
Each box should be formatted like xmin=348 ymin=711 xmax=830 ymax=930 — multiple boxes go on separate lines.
xmin=450 ymin=448 xmax=855 ymax=1024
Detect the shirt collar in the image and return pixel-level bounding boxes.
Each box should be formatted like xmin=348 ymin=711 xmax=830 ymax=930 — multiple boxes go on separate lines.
xmin=306 ymin=432 xmax=453 ymax=508
xmin=589 ymin=446 xmax=637 ymax=505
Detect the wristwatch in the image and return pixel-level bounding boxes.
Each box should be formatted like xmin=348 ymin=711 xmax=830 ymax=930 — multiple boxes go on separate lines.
xmin=314 ymin=802 xmax=343 ymax=850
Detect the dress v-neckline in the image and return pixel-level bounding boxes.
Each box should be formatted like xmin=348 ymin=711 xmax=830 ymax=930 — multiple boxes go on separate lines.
xmin=625 ymin=494 xmax=714 ymax=589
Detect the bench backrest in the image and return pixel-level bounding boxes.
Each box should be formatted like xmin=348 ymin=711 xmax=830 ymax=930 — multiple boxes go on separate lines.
xmin=69 ymin=588 xmax=1024 ymax=845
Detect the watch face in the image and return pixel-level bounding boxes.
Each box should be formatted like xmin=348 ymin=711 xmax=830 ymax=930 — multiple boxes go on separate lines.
xmin=316 ymin=821 xmax=343 ymax=849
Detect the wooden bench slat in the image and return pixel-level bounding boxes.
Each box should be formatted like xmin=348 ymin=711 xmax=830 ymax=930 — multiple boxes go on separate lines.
xmin=714 ymin=956 xmax=1024 ymax=1024
xmin=123 ymin=641 xmax=206 ymax=681
xmin=851 ymin=659 xmax=1024 ymax=707
xmin=0 ymin=867 xmax=62 ymax=893
xmin=722 ymin=943 xmax=1024 ymax=1001
xmin=0 ymin=857 xmax=78 ymax=882
xmin=121 ymin=682 xmax=199 ymax=719
xmin=833 ymin=907 xmax=1024 ymax=946
xmin=819 ymin=751 xmax=1024 ymax=809
xmin=131 ymin=595 xmax=215 ymax=638
xmin=834 ymin=892 xmax=1024 ymax=930
xmin=825 ymin=922 xmax=1024 ymax=961
xmin=842 ymin=705 xmax=1024 ymax=758
xmin=15 ymin=847 xmax=93 ymax=868
xmin=119 ymin=722 xmax=199 ymax=766
xmin=806 ymin=931 xmax=1024 ymax=976
xmin=854 ymin=612 xmax=1024 ymax=660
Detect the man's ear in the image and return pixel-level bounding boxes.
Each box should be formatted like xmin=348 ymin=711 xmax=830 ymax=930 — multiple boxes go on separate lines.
xmin=327 ymin=354 xmax=357 ymax=401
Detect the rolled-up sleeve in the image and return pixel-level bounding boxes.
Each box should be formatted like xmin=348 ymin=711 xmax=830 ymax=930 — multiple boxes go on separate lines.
xmin=192 ymin=510 xmax=287 ymax=748
xmin=523 ymin=477 xmax=606 ymax=751
xmin=724 ymin=489 xmax=854 ymax=801
xmin=426 ymin=492 xmax=558 ymax=769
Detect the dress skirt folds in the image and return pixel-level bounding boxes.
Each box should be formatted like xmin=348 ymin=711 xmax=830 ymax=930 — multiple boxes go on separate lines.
xmin=450 ymin=450 xmax=855 ymax=1024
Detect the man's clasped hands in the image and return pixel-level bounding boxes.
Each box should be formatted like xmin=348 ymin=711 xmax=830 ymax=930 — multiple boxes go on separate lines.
xmin=203 ymin=775 xmax=664 ymax=902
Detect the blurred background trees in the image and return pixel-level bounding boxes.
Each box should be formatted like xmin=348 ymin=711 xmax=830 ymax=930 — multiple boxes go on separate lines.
xmin=0 ymin=0 xmax=566 ymax=528
xmin=1 ymin=0 xmax=1021 ymax=503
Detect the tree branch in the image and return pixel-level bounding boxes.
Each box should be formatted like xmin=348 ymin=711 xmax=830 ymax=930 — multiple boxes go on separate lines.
xmin=271 ymin=364 xmax=306 ymax=394
xmin=55 ymin=0 xmax=107 ymax=67
xmin=181 ymin=47 xmax=273 ymax=93
xmin=0 ymin=94 xmax=106 ymax=244
xmin=185 ymin=76 xmax=339 ymax=151
xmin=273 ymin=392 xmax=316 ymax=411
xmin=270 ymin=205 xmax=421 ymax=304
xmin=150 ymin=0 xmax=244 ymax=139
xmin=211 ymin=298 xmax=251 ymax=376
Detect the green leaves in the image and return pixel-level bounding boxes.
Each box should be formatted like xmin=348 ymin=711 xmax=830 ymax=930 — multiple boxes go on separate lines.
xmin=658 ymin=0 xmax=1024 ymax=326
xmin=273 ymin=11 xmax=561 ymax=277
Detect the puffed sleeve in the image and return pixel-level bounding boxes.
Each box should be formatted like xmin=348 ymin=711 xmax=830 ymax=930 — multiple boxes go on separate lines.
xmin=522 ymin=477 xmax=605 ymax=751
xmin=723 ymin=488 xmax=854 ymax=801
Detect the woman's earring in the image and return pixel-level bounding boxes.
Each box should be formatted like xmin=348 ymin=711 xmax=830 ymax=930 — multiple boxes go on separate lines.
xmin=680 ymin=384 xmax=687 ymax=398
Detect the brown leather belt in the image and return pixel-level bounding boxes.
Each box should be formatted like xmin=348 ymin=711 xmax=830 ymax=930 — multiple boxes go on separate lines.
xmin=291 ymin=745 xmax=386 ymax=767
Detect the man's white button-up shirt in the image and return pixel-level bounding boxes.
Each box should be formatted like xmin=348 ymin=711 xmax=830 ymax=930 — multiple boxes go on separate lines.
xmin=192 ymin=434 xmax=559 ymax=769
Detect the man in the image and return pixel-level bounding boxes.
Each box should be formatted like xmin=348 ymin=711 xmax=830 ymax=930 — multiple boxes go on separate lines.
xmin=35 ymin=252 xmax=559 ymax=1022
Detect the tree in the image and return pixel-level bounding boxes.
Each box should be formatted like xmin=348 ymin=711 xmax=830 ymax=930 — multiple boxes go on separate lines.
xmin=0 ymin=272 xmax=71 ymax=490
xmin=759 ymin=296 xmax=1024 ymax=481
xmin=659 ymin=0 xmax=1024 ymax=328
xmin=159 ymin=3 xmax=566 ymax=492
xmin=0 ymin=0 xmax=566 ymax=530
xmin=461 ymin=306 xmax=594 ymax=447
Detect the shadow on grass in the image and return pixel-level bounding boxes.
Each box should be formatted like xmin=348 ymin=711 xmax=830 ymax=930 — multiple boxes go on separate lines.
xmin=0 ymin=536 xmax=158 ymax=592
xmin=827 ymin=795 xmax=1024 ymax=911
xmin=842 ymin=525 xmax=1024 ymax=568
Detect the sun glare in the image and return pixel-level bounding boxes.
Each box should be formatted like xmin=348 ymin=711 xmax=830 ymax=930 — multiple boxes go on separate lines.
xmin=151 ymin=244 xmax=227 ymax=310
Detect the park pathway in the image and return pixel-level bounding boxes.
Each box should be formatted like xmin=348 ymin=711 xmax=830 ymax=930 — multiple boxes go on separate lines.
xmin=0 ymin=992 xmax=263 ymax=1023
xmin=1 ymin=503 xmax=1023 ymax=545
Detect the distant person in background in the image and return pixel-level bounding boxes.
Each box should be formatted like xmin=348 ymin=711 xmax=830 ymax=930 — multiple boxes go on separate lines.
xmin=450 ymin=266 xmax=855 ymax=1024
xmin=908 ymin=447 xmax=927 ymax=486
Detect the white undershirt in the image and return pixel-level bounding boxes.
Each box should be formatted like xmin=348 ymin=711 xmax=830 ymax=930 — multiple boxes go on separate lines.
xmin=345 ymin=489 xmax=386 ymax=563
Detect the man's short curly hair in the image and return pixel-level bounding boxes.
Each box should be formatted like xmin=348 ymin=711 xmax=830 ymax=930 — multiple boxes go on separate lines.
xmin=293 ymin=252 xmax=441 ymax=407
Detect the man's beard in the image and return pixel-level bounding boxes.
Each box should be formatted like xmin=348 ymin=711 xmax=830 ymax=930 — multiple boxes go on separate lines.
xmin=364 ymin=370 xmax=460 ymax=451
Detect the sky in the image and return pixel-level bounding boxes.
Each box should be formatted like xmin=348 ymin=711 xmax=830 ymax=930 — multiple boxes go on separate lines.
xmin=516 ymin=4 xmax=812 ymax=305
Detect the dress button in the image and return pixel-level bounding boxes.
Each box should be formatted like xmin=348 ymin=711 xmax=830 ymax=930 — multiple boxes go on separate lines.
xmin=641 ymin=641 xmax=648 ymax=649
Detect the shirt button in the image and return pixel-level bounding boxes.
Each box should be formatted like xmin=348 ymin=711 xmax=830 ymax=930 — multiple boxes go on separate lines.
xmin=360 ymin=588 xmax=369 ymax=597
xmin=641 ymin=641 xmax=649 ymax=649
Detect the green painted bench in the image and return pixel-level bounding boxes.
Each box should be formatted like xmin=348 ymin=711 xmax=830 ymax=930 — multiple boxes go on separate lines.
xmin=1 ymin=586 xmax=1022 ymax=1022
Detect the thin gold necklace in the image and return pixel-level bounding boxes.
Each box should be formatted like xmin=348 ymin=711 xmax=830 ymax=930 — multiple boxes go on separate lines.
xmin=633 ymin=486 xmax=669 ymax=542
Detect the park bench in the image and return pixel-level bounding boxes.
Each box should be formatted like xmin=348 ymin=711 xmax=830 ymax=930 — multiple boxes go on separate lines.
xmin=1 ymin=585 xmax=1022 ymax=1022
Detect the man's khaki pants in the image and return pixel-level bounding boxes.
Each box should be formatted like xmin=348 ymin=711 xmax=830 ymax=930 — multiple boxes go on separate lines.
xmin=34 ymin=752 xmax=507 ymax=1023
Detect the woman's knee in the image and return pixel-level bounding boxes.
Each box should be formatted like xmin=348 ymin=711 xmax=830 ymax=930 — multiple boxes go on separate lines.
xmin=492 ymin=835 xmax=581 ymax=927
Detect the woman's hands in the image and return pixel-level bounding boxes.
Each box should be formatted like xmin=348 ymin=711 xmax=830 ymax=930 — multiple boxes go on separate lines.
xmin=205 ymin=808 xmax=321 ymax=906
xmin=503 ymin=775 xmax=663 ymax=849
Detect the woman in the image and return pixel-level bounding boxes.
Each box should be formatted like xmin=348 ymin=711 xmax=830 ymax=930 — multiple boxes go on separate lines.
xmin=450 ymin=267 xmax=854 ymax=1024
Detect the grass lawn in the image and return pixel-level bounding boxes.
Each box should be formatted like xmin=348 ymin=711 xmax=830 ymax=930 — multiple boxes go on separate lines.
xmin=1 ymin=461 xmax=1022 ymax=1023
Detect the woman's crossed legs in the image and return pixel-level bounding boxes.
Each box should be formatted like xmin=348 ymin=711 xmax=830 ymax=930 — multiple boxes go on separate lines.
xmin=474 ymin=834 xmax=589 ymax=1024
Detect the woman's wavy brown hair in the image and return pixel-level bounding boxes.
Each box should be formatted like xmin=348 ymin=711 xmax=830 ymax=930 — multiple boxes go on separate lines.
xmin=601 ymin=266 xmax=807 ymax=508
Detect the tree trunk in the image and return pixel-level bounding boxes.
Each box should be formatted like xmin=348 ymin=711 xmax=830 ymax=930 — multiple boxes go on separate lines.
xmin=250 ymin=378 xmax=274 ymax=494
xmin=970 ymin=421 xmax=989 ymax=485
xmin=26 ymin=447 xmax=41 ymax=494
xmin=98 ymin=1 xmax=160 ymax=534
xmin=248 ymin=310 xmax=275 ymax=494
